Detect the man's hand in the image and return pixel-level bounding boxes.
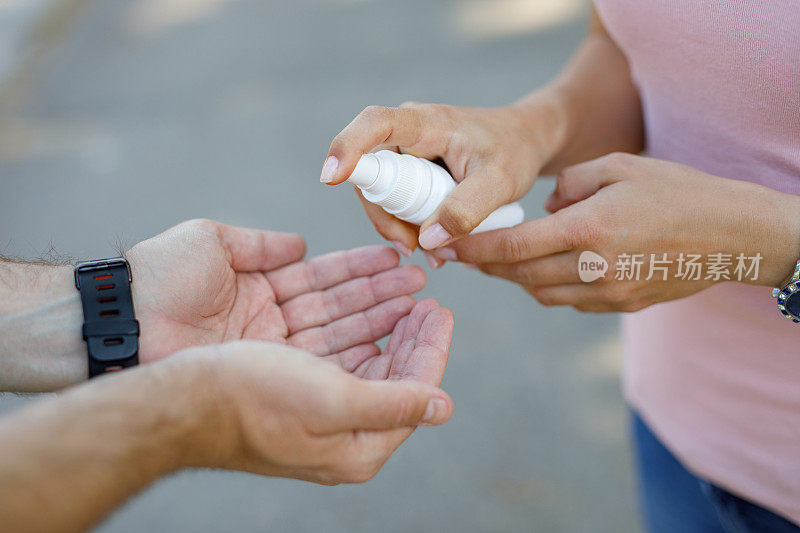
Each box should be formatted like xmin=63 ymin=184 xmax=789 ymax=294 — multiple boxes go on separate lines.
xmin=0 ymin=300 xmax=454 ymax=533
xmin=186 ymin=298 xmax=454 ymax=483
xmin=126 ymin=218 xmax=426 ymax=364
xmin=0 ymin=218 xmax=425 ymax=392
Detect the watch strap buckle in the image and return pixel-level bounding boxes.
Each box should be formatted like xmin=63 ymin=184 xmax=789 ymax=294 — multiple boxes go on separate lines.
xmin=75 ymin=257 xmax=132 ymax=290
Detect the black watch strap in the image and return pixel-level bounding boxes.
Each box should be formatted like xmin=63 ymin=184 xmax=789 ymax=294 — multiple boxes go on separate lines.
xmin=75 ymin=258 xmax=139 ymax=378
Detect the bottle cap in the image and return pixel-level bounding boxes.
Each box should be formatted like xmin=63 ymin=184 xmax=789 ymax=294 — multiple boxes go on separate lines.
xmin=348 ymin=153 xmax=381 ymax=188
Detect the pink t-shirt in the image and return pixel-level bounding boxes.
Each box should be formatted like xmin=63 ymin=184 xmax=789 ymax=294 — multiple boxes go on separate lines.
xmin=593 ymin=0 xmax=800 ymax=524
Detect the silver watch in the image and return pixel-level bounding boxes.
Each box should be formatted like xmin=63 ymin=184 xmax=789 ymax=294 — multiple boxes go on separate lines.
xmin=772 ymin=259 xmax=800 ymax=322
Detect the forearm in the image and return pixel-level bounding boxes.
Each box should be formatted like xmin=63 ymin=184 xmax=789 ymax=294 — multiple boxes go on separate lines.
xmin=0 ymin=359 xmax=208 ymax=533
xmin=513 ymin=10 xmax=644 ymax=174
xmin=0 ymin=263 xmax=86 ymax=391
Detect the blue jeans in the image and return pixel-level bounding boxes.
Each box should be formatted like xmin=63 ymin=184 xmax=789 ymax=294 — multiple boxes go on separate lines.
xmin=632 ymin=411 xmax=800 ymax=533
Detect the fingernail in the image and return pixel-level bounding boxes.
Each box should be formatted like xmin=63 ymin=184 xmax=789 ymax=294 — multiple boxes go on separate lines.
xmin=422 ymin=398 xmax=447 ymax=425
xmin=423 ymin=251 xmax=444 ymax=270
xmin=418 ymin=223 xmax=452 ymax=250
xmin=433 ymin=247 xmax=457 ymax=261
xmin=463 ymin=263 xmax=477 ymax=270
xmin=391 ymin=240 xmax=413 ymax=258
xmin=320 ymin=156 xmax=339 ymax=183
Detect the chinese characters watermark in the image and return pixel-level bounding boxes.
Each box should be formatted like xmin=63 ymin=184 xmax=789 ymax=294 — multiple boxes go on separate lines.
xmin=579 ymin=252 xmax=762 ymax=283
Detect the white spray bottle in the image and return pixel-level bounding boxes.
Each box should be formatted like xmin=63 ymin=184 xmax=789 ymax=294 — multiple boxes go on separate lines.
xmin=346 ymin=150 xmax=524 ymax=233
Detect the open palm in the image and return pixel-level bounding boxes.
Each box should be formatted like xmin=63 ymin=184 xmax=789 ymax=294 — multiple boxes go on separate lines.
xmin=126 ymin=219 xmax=426 ymax=365
xmin=340 ymin=296 xmax=454 ymax=470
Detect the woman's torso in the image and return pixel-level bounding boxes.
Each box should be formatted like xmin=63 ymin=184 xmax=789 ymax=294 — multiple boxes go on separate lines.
xmin=592 ymin=0 xmax=800 ymax=524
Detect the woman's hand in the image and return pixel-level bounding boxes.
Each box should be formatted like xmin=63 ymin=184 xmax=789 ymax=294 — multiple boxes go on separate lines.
xmin=320 ymin=100 xmax=566 ymax=265
xmin=181 ymin=298 xmax=454 ymax=484
xmin=436 ymin=153 xmax=800 ymax=312
xmin=319 ymin=7 xmax=646 ymax=268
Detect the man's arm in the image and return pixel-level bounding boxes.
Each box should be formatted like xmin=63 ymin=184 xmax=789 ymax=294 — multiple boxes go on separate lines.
xmin=0 ymin=299 xmax=454 ymax=533
xmin=0 ymin=262 xmax=86 ymax=391
xmin=0 ymin=218 xmax=430 ymax=393
xmin=0 ymin=358 xmax=200 ymax=533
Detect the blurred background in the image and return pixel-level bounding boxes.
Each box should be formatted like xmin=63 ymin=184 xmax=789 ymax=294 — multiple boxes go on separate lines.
xmin=0 ymin=0 xmax=636 ymax=531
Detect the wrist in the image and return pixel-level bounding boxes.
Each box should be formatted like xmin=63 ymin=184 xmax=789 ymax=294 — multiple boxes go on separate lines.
xmin=123 ymin=249 xmax=152 ymax=360
xmin=757 ymin=188 xmax=800 ymax=287
xmin=152 ymin=348 xmax=239 ymax=470
xmin=508 ymin=87 xmax=569 ymax=173
xmin=89 ymin=351 xmax=232 ymax=475
xmin=714 ymin=180 xmax=800 ymax=288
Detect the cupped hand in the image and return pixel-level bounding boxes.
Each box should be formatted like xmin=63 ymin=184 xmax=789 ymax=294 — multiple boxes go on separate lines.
xmin=126 ymin=219 xmax=426 ymax=363
xmin=321 ymin=101 xmax=565 ymax=261
xmin=181 ymin=298 xmax=454 ymax=484
xmin=437 ymin=153 xmax=800 ymax=312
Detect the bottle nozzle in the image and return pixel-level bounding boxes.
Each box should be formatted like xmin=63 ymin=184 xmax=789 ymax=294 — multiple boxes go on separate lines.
xmin=347 ymin=153 xmax=380 ymax=189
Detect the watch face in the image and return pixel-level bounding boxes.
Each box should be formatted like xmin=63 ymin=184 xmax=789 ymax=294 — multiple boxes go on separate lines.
xmin=779 ymin=284 xmax=800 ymax=320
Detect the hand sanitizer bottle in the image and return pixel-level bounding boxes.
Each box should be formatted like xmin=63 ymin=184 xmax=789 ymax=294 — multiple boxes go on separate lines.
xmin=346 ymin=150 xmax=524 ymax=233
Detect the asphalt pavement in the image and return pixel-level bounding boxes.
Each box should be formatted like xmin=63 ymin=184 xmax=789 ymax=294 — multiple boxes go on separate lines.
xmin=0 ymin=0 xmax=637 ymax=531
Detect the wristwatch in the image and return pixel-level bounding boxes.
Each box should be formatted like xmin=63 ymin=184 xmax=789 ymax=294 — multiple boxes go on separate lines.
xmin=74 ymin=257 xmax=140 ymax=377
xmin=772 ymin=259 xmax=800 ymax=323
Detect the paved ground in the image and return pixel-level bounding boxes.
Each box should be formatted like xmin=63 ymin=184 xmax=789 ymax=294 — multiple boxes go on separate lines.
xmin=0 ymin=0 xmax=638 ymax=531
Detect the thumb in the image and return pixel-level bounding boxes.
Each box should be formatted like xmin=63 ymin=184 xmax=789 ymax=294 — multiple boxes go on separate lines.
xmin=418 ymin=165 xmax=515 ymax=250
xmin=345 ymin=380 xmax=453 ymax=429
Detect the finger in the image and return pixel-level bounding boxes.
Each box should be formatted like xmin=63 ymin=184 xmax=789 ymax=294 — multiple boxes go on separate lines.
xmin=396 ymin=299 xmax=441 ymax=349
xmin=322 ymin=106 xmax=441 ymax=185
xmin=266 ymin=245 xmax=399 ymax=303
xmin=358 ymin=300 xmax=439 ymax=381
xmin=333 ymin=379 xmax=453 ymax=481
xmin=526 ymin=283 xmax=622 ymax=311
xmin=437 ymin=213 xmax=574 ymax=264
xmin=211 ymin=221 xmax=306 ymax=272
xmin=353 ymin=314 xmax=410 ymax=378
xmin=356 ymin=187 xmax=419 ymax=255
xmin=343 ymin=379 xmax=453 ymax=429
xmin=332 ymin=304 xmax=455 ymax=476
xmin=544 ymin=153 xmax=627 ymax=212
xmin=388 ymin=301 xmax=453 ymax=385
xmin=354 ymin=352 xmax=393 ymax=380
xmin=385 ymin=315 xmax=409 ymax=355
xmin=422 ymin=251 xmax=446 ymax=270
xmin=478 ymin=251 xmax=581 ymax=286
xmin=287 ymin=296 xmax=415 ymax=356
xmin=418 ymin=164 xmax=516 ymax=249
xmin=281 ymin=265 xmax=426 ymax=334
xmin=323 ymin=343 xmax=381 ymax=373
